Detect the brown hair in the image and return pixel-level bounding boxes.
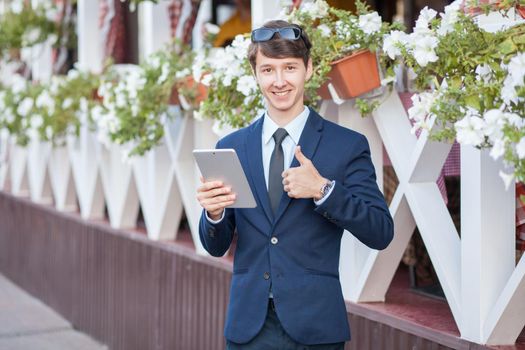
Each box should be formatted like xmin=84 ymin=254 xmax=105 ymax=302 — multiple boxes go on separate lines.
xmin=248 ymin=20 xmax=312 ymax=70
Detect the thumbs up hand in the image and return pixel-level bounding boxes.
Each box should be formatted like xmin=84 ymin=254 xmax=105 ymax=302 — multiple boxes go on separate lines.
xmin=282 ymin=146 xmax=329 ymax=200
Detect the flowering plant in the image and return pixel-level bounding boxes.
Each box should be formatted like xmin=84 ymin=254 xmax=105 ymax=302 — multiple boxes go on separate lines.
xmin=385 ymin=3 xmax=525 ymax=182
xmin=195 ymin=35 xmax=265 ymax=128
xmin=30 ymin=69 xmax=101 ymax=146
xmin=94 ymin=42 xmax=194 ymax=157
xmin=0 ymin=0 xmax=71 ymax=57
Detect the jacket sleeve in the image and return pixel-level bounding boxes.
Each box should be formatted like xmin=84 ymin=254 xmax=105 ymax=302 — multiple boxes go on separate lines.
xmin=315 ymin=134 xmax=393 ymax=250
xmin=199 ymin=208 xmax=236 ymax=257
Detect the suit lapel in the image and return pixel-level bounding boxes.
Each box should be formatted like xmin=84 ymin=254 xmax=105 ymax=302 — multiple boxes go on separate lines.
xmin=245 ymin=117 xmax=274 ymax=223
xmin=274 ymin=109 xmax=324 ymax=225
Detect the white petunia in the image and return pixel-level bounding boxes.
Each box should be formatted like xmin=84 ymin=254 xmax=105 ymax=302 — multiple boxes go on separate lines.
xmin=415 ymin=6 xmax=437 ymax=31
xmin=383 ymin=30 xmax=408 ymax=59
xmin=317 ymin=24 xmax=332 ymax=37
xmin=62 ymin=98 xmax=73 ymax=109
xmin=517 ymin=137 xmax=525 ymax=159
xmin=499 ymin=170 xmax=515 ymax=190
xmin=505 ymin=112 xmax=524 ymax=128
xmin=454 ymin=109 xmax=486 ymax=147
xmin=17 ymin=97 xmax=34 ymax=117
xmin=501 ymin=75 xmax=519 ymax=105
xmin=475 ymin=64 xmax=493 ymax=84
xmin=507 ymin=52 xmax=525 ymax=87
xmin=10 ymin=0 xmax=23 ymax=14
xmin=236 ymin=75 xmax=258 ymax=97
xmin=200 ymin=74 xmax=213 ymax=87
xmin=483 ymin=109 xmax=505 ymax=142
xmin=22 ymin=27 xmax=41 ymax=45
xmin=490 ymin=139 xmax=505 ymax=160
xmin=204 ymin=22 xmax=220 ymax=35
xmin=301 ymin=0 xmax=329 ymax=19
xmin=412 ymin=34 xmax=439 ymax=67
xmin=157 ymin=62 xmax=170 ymax=84
xmin=359 ymin=12 xmax=382 ymax=35
xmin=67 ymin=69 xmax=80 ymax=80
xmin=437 ymin=2 xmax=460 ymax=36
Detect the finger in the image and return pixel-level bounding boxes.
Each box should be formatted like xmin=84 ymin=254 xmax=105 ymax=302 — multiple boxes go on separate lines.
xmin=197 ymin=180 xmax=224 ymax=192
xmin=206 ymin=199 xmax=236 ymax=212
xmin=199 ymin=176 xmax=204 ymax=183
xmin=198 ymin=186 xmax=232 ymax=199
xmin=203 ymin=193 xmax=236 ymax=206
xmin=294 ymin=145 xmax=310 ymax=166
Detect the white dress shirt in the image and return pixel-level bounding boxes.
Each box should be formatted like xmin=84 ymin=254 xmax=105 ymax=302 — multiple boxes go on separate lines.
xmin=206 ymin=106 xmax=333 ymax=224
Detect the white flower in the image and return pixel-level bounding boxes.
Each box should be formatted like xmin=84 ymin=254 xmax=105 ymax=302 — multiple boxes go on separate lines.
xmin=490 ymin=139 xmax=505 ymax=160
xmin=10 ymin=1 xmax=23 ymax=14
xmin=454 ymin=109 xmax=486 ymax=146
xmin=204 ymin=22 xmax=220 ymax=35
xmin=412 ymin=34 xmax=439 ymax=67
xmin=30 ymin=114 xmax=44 ymax=129
xmin=301 ymin=0 xmax=329 ymax=19
xmin=175 ymin=68 xmax=190 ymax=79
xmin=507 ymin=52 xmax=525 ymax=87
xmin=483 ymin=109 xmax=505 ymax=142
xmin=359 ymin=12 xmax=382 ymax=35
xmin=148 ymin=56 xmax=161 ymax=70
xmin=62 ymin=98 xmax=73 ymax=109
xmin=200 ymin=74 xmax=213 ymax=86
xmin=193 ymin=109 xmax=204 ymax=121
xmin=437 ymin=2 xmax=460 ymax=36
xmin=383 ymin=30 xmax=408 ymax=59
xmin=504 ymin=112 xmax=524 ymax=128
xmin=157 ymin=62 xmax=170 ymax=84
xmin=67 ymin=69 xmax=80 ymax=80
xmin=17 ymin=97 xmax=34 ymax=117
xmin=22 ymin=27 xmax=41 ymax=45
xmin=475 ymin=64 xmax=493 ymax=84
xmin=236 ymin=75 xmax=258 ymax=97
xmin=517 ymin=137 xmax=525 ymax=159
xmin=499 ymin=170 xmax=514 ymax=190
xmin=11 ymin=75 xmax=27 ymax=95
xmin=501 ymin=75 xmax=519 ymax=105
xmin=36 ymin=90 xmax=55 ymax=112
xmin=317 ymin=24 xmax=331 ymax=37
xmin=415 ymin=6 xmax=437 ymax=31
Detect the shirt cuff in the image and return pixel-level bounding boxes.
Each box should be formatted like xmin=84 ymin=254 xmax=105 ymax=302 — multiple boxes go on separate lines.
xmin=206 ymin=210 xmax=225 ymax=224
xmin=314 ymin=181 xmax=335 ymax=206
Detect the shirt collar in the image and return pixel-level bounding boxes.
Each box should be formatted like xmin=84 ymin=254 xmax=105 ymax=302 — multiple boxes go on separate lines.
xmin=262 ymin=106 xmax=310 ymax=145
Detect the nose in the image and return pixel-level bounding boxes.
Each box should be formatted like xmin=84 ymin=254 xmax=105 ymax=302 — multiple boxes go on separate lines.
xmin=273 ymin=70 xmax=286 ymax=88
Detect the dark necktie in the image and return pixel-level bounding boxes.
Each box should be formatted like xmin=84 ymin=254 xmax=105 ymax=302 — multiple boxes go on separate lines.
xmin=268 ymin=128 xmax=288 ymax=215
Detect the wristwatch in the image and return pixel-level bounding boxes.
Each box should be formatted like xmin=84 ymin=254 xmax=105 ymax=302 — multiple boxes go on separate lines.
xmin=319 ymin=180 xmax=334 ymax=200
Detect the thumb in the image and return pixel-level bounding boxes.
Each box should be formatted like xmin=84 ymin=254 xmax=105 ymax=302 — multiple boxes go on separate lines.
xmin=295 ymin=145 xmax=309 ymax=166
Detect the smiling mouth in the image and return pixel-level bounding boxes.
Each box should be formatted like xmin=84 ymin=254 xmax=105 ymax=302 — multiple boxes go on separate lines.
xmin=272 ymin=90 xmax=291 ymax=96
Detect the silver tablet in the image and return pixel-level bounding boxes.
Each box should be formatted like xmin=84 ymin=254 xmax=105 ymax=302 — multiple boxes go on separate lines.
xmin=193 ymin=148 xmax=257 ymax=208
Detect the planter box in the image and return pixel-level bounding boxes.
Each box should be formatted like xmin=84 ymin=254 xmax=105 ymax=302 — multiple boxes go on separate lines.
xmin=318 ymin=50 xmax=381 ymax=100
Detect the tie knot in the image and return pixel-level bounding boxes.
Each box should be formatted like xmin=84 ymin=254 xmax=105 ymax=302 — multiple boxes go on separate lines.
xmin=273 ymin=128 xmax=288 ymax=145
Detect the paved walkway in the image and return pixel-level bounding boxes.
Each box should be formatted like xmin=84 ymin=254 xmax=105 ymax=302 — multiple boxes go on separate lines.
xmin=0 ymin=273 xmax=106 ymax=350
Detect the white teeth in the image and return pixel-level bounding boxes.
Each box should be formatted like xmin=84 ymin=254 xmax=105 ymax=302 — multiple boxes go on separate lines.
xmin=274 ymin=91 xmax=289 ymax=96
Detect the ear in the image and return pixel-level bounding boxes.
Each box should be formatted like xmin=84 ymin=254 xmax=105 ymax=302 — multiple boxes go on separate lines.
xmin=305 ymin=58 xmax=313 ymax=81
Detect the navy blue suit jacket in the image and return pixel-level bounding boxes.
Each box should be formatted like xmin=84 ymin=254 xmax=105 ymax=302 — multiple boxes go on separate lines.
xmin=199 ymin=108 xmax=393 ymax=345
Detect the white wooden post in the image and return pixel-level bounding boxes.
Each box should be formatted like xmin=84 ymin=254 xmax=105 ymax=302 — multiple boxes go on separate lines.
xmin=27 ymin=140 xmax=53 ymax=204
xmin=48 ymin=146 xmax=77 ymax=211
xmin=461 ymin=146 xmax=515 ymax=342
xmin=138 ymin=1 xmax=172 ymax=60
xmin=251 ymin=0 xmax=281 ymax=28
xmin=133 ymin=109 xmax=185 ymax=241
xmin=9 ymin=139 xmax=29 ymax=197
xmin=98 ymin=143 xmax=139 ymax=229
xmin=77 ymin=0 xmax=103 ymax=73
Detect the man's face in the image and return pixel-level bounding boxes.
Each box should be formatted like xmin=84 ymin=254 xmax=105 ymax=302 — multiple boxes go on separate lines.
xmin=254 ymin=50 xmax=313 ymax=119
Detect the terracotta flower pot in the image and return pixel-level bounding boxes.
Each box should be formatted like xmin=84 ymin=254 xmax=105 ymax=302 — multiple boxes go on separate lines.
xmin=517 ymin=5 xmax=525 ymax=18
xmin=318 ymin=49 xmax=381 ymax=100
xmin=174 ymin=75 xmax=208 ymax=108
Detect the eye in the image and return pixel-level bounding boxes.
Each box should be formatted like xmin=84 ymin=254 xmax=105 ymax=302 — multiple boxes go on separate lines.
xmin=285 ymin=65 xmax=296 ymax=71
xmin=262 ymin=67 xmax=272 ymax=73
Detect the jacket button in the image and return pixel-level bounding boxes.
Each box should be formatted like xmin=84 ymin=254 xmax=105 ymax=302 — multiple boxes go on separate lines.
xmin=263 ymin=272 xmax=270 ymax=280
xmin=270 ymin=237 xmax=278 ymax=245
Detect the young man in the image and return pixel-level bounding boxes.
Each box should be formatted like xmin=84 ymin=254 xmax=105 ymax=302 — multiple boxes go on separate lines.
xmin=197 ymin=20 xmax=393 ymax=350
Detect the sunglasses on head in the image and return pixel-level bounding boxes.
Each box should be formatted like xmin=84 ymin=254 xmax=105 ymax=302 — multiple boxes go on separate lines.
xmin=251 ymin=26 xmax=303 ymax=43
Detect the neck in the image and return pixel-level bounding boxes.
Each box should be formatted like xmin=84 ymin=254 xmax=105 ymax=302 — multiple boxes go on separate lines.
xmin=267 ymin=104 xmax=305 ymax=127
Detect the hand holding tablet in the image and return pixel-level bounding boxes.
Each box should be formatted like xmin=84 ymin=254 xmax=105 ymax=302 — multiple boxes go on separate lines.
xmin=193 ymin=149 xmax=257 ymax=208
